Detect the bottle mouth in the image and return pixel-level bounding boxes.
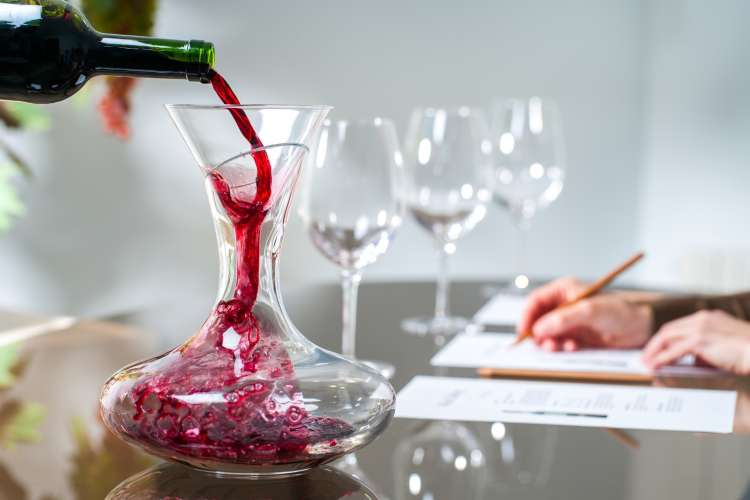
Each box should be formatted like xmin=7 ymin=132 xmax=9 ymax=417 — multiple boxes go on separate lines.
xmin=187 ymin=40 xmax=215 ymax=83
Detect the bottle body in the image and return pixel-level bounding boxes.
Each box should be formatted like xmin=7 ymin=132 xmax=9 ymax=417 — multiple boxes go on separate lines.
xmin=0 ymin=0 xmax=214 ymax=103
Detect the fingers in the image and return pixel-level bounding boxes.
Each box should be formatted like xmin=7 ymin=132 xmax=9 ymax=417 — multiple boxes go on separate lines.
xmin=533 ymin=300 xmax=596 ymax=340
xmin=540 ymin=338 xmax=559 ymax=351
xmin=517 ymin=277 xmax=583 ymax=335
xmin=562 ymin=338 xmax=579 ymax=351
xmin=641 ymin=325 xmax=686 ymax=362
xmin=641 ymin=312 xmax=706 ymax=368
xmin=537 ymin=335 xmax=580 ymax=352
xmin=641 ymin=311 xmax=713 ymax=362
xmin=644 ymin=337 xmax=696 ymax=369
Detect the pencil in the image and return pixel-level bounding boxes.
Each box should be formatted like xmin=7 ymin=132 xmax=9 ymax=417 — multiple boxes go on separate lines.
xmin=511 ymin=251 xmax=645 ymax=347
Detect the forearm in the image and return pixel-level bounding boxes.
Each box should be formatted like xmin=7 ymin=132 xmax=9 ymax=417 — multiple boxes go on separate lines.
xmin=643 ymin=292 xmax=750 ymax=333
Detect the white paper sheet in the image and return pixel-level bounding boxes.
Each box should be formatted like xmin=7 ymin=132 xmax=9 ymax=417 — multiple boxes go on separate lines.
xmin=431 ymin=332 xmax=720 ymax=377
xmin=473 ymin=294 xmax=526 ymax=326
xmin=396 ymin=375 xmax=737 ymax=433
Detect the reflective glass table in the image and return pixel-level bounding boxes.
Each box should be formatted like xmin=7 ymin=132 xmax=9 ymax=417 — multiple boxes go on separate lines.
xmin=1 ymin=281 xmax=749 ymax=499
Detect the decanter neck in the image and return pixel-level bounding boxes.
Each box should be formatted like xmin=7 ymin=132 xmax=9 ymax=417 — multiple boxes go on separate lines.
xmin=209 ymin=197 xmax=284 ymax=307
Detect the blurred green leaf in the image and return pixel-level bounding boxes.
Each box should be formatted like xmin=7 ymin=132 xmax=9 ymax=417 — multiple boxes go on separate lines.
xmin=0 ymin=137 xmax=32 ymax=178
xmin=0 ymin=344 xmax=20 ymax=388
xmin=0 ymin=400 xmax=45 ymax=450
xmin=3 ymin=103 xmax=50 ymax=132
xmin=0 ymin=163 xmax=26 ymax=234
xmin=2 ymin=403 xmax=44 ymax=448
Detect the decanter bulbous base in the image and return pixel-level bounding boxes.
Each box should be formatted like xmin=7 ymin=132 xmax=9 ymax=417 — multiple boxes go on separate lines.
xmin=100 ymin=338 xmax=395 ymax=477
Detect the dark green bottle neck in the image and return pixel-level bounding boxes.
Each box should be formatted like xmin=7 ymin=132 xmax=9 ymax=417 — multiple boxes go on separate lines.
xmin=91 ymin=34 xmax=215 ymax=83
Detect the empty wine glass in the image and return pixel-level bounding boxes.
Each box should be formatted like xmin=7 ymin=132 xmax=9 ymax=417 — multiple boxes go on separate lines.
xmin=486 ymin=97 xmax=565 ymax=294
xmin=300 ymin=117 xmax=403 ymax=378
xmin=400 ymin=107 xmax=491 ymax=339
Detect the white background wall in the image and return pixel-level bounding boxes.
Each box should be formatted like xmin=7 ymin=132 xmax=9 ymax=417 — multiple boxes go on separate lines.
xmin=1 ymin=0 xmax=747 ymax=341
xmin=636 ymin=0 xmax=750 ymax=293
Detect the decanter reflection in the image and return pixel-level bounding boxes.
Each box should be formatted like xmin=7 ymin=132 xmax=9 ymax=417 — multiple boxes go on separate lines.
xmin=393 ymin=420 xmax=489 ymax=500
xmin=106 ymin=463 xmax=379 ymax=499
xmin=334 ymin=453 xmax=392 ymax=500
xmin=100 ymin=105 xmax=395 ymax=477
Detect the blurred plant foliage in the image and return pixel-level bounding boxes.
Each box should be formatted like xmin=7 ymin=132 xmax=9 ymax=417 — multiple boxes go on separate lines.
xmin=0 ymin=102 xmax=45 ymax=234
xmin=81 ymin=0 xmax=158 ymax=139
xmin=69 ymin=416 xmax=153 ymax=500
xmin=0 ymin=400 xmax=45 ymax=449
xmin=0 ymin=344 xmax=45 ymax=450
xmin=0 ymin=344 xmax=53 ymax=499
xmin=0 ymin=164 xmax=25 ymax=234
xmin=0 ymin=343 xmax=23 ymax=388
xmin=81 ymin=0 xmax=157 ymax=35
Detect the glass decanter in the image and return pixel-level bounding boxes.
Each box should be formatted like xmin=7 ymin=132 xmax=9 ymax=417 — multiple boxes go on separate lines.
xmin=100 ymin=104 xmax=396 ymax=477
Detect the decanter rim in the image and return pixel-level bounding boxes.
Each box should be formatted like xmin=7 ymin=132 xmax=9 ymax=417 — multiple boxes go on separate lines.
xmin=165 ymin=103 xmax=333 ymax=112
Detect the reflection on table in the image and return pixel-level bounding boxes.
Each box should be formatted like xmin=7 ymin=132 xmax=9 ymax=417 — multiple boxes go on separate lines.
xmin=106 ymin=463 xmax=378 ymax=500
xmin=1 ymin=282 xmax=750 ymax=499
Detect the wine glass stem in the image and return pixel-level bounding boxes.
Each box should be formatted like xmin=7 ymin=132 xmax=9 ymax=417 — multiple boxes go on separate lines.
xmin=434 ymin=244 xmax=451 ymax=320
xmin=341 ymin=269 xmax=361 ymax=359
xmin=515 ymin=222 xmax=527 ymax=279
xmin=512 ymin=211 xmax=530 ymax=283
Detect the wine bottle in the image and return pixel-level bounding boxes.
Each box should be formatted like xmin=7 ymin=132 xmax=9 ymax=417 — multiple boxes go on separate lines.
xmin=0 ymin=0 xmax=215 ymax=104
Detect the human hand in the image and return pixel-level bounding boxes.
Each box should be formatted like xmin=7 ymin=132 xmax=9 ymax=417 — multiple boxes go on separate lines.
xmin=518 ymin=277 xmax=652 ymax=351
xmin=642 ymin=310 xmax=750 ymax=376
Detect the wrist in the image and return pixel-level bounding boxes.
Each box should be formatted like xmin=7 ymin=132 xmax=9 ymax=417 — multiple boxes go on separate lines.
xmin=741 ymin=344 xmax=750 ymax=377
xmin=633 ymin=303 xmax=654 ymax=345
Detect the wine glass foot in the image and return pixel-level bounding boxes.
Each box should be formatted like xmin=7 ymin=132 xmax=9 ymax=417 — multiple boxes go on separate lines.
xmin=401 ymin=316 xmax=471 ymax=343
xmin=360 ymin=359 xmax=396 ymax=380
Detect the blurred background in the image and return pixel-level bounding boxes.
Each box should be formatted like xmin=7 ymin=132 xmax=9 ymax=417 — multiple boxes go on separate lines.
xmin=1 ymin=0 xmax=749 ymax=344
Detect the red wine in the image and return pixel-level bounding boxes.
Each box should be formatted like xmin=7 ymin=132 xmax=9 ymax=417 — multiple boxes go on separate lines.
xmin=112 ymin=71 xmax=352 ymax=465
xmin=208 ymin=70 xmax=272 ymax=313
xmin=0 ymin=0 xmax=214 ymax=103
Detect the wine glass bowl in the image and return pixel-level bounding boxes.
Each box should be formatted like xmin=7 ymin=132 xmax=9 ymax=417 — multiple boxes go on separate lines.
xmin=401 ymin=107 xmax=491 ymax=338
xmin=489 ymin=97 xmax=564 ymax=219
xmin=307 ymin=220 xmax=395 ymax=271
xmin=409 ymin=203 xmax=487 ymax=245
